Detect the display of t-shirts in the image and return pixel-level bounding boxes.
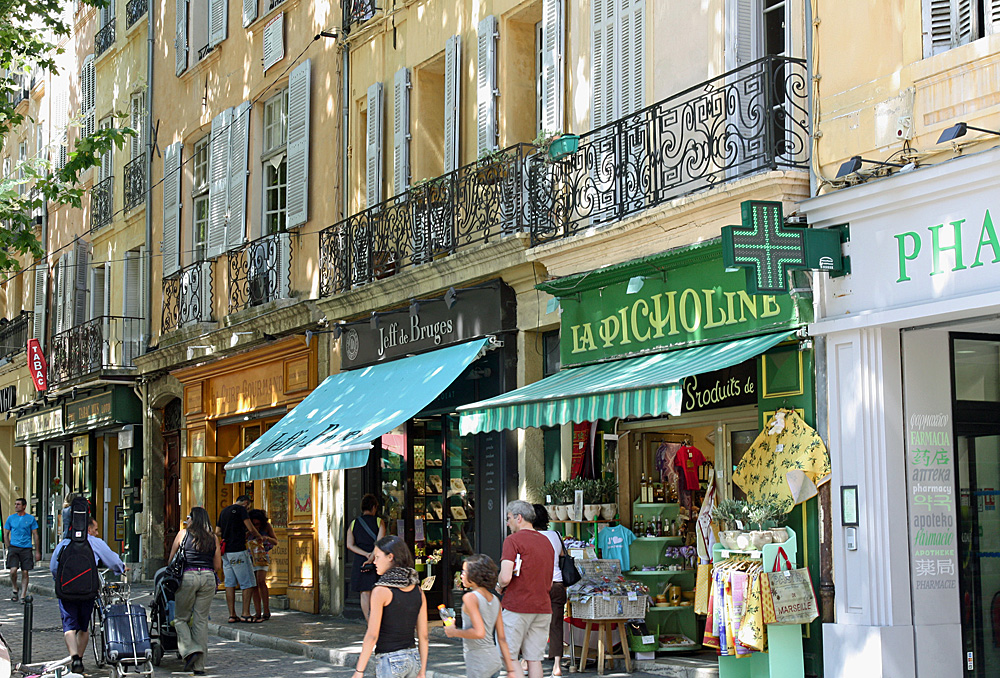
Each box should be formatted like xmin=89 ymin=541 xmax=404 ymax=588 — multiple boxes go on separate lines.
xmin=596 ymin=524 xmax=637 ymax=572
xmin=675 ymin=444 xmax=705 ymax=491
xmin=732 ymin=409 xmax=831 ymax=511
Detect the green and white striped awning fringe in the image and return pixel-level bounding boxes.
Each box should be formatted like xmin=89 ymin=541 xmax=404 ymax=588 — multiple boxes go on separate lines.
xmin=457 ymin=331 xmax=794 ymax=435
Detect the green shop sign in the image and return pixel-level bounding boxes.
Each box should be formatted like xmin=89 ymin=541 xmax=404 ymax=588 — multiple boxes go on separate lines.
xmin=64 ymin=386 xmax=142 ymax=433
xmin=539 ymin=241 xmax=810 ymax=367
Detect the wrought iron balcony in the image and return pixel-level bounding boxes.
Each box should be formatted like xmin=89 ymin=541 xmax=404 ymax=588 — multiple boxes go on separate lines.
xmin=161 ymin=261 xmax=213 ymax=333
xmin=530 ymin=55 xmax=810 ymax=244
xmin=95 ymin=20 xmax=116 ymax=57
xmin=125 ymin=0 xmax=146 ymax=28
xmin=0 ymin=311 xmax=31 ymax=359
xmin=48 ymin=316 xmax=142 ymax=385
xmin=342 ymin=0 xmax=376 ymax=34
xmin=228 ymin=232 xmax=292 ymax=313
xmin=124 ymin=154 xmax=146 ymax=212
xmin=319 ymin=143 xmax=533 ymax=296
xmin=91 ymin=176 xmax=114 ymax=231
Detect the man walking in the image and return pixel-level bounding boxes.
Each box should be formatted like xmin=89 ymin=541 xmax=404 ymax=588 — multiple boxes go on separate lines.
xmin=215 ymin=495 xmax=262 ymax=623
xmin=51 ymin=517 xmax=126 ymax=674
xmin=497 ymin=500 xmax=554 ymax=678
xmin=4 ymin=498 xmax=40 ymax=602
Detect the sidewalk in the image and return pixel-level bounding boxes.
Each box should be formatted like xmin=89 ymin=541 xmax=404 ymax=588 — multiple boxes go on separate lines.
xmin=23 ymin=578 xmax=716 ymax=678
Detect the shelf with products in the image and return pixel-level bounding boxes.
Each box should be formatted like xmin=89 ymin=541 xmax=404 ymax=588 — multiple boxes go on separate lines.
xmin=625 ymin=569 xmax=692 ymax=578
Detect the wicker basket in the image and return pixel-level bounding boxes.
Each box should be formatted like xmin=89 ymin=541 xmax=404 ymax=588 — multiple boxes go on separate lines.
xmin=575 ymin=559 xmax=623 ymax=579
xmin=570 ymin=594 xmax=648 ymax=620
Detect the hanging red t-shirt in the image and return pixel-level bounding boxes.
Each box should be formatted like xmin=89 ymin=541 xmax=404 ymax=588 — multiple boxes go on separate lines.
xmin=675 ymin=444 xmax=705 ymax=491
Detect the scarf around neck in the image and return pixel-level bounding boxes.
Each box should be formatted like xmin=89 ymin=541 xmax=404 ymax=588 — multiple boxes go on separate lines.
xmin=376 ymin=567 xmax=419 ymax=589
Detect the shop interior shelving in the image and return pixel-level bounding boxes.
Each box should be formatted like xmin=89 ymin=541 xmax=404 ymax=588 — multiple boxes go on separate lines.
xmin=625 ymin=501 xmax=700 ymax=652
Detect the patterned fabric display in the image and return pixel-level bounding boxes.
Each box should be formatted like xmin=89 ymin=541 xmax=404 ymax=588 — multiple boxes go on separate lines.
xmin=732 ymin=409 xmax=831 ymax=511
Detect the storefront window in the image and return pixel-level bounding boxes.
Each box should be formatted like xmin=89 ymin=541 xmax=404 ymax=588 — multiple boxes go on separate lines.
xmin=954 ymin=339 xmax=1000 ymax=402
xmin=292 ymin=475 xmax=312 ymax=519
xmin=381 ymin=425 xmax=407 ymax=536
xmin=190 ymin=463 xmax=205 ymax=509
xmin=266 ymin=477 xmax=289 ymax=529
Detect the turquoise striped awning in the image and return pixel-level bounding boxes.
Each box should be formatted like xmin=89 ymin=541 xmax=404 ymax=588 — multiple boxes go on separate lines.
xmin=458 ymin=332 xmax=793 ymax=435
xmin=226 ymin=338 xmax=489 ymax=483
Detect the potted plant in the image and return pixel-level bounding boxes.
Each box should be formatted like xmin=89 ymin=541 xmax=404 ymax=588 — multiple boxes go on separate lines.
xmin=564 ymin=477 xmax=586 ymax=521
xmin=534 ymin=129 xmax=580 ymax=162
xmin=583 ymin=479 xmax=604 ymax=521
xmin=542 ymin=480 xmax=570 ymax=521
xmin=711 ymin=499 xmax=747 ymax=549
xmin=598 ymin=476 xmax=619 ymax=520
xmin=745 ymin=502 xmax=776 ymax=549
xmin=475 ymin=147 xmax=508 ymax=185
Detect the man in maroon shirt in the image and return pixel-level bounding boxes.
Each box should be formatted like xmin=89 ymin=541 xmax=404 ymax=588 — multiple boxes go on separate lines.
xmin=497 ymin=500 xmax=554 ymax=678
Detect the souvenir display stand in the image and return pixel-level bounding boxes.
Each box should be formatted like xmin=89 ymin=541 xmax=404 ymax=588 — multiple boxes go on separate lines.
xmin=711 ymin=527 xmax=804 ymax=678
xmin=625 ymin=501 xmax=699 ymax=651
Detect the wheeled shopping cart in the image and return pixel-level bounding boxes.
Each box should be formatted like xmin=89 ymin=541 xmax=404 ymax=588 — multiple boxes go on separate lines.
xmin=90 ymin=575 xmax=153 ymax=678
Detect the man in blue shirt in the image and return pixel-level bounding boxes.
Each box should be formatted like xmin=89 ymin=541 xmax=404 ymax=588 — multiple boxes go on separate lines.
xmin=3 ymin=497 xmax=40 ymax=602
xmin=50 ymin=517 xmax=126 ymax=674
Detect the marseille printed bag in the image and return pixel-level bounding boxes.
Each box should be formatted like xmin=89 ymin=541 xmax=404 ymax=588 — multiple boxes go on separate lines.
xmin=760 ymin=547 xmax=818 ymax=625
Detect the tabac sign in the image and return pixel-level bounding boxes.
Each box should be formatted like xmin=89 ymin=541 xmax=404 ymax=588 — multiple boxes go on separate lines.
xmin=540 ymin=241 xmax=810 ymax=367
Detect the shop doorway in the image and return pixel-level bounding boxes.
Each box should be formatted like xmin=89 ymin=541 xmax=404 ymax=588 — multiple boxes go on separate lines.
xmin=952 ymin=333 xmax=1000 ymax=677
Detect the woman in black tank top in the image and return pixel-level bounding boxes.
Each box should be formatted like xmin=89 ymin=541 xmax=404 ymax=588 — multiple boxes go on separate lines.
xmin=167 ymin=507 xmax=221 ymax=674
xmin=351 ymin=535 xmax=428 ymax=678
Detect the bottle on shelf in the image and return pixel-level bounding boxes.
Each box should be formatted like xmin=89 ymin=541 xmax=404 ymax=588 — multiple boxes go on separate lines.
xmin=639 ymin=472 xmax=647 ymax=503
xmin=635 ymin=514 xmax=644 ymax=536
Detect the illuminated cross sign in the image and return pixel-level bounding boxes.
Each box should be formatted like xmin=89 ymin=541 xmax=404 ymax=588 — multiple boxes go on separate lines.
xmin=721 ymin=200 xmax=847 ymax=294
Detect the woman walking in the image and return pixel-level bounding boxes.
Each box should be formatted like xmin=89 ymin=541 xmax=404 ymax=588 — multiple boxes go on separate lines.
xmin=248 ymin=509 xmax=278 ymax=620
xmin=346 ymin=494 xmax=386 ymax=620
xmin=532 ymin=504 xmax=566 ymax=676
xmin=168 ymin=507 xmax=221 ymax=675
xmin=353 ymin=535 xmax=428 ymax=678
xmin=443 ymin=554 xmax=520 ymax=678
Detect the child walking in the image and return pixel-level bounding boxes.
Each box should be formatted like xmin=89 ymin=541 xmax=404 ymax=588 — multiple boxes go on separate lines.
xmin=443 ymin=554 xmax=521 ymax=678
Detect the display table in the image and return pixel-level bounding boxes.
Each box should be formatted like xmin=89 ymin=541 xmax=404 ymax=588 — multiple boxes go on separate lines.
xmin=576 ymin=618 xmax=632 ymax=675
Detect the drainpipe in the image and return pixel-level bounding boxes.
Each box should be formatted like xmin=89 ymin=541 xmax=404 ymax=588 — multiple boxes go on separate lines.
xmin=805 ymin=0 xmax=817 ymax=197
xmin=144 ymin=0 xmax=154 ymax=346
xmin=341 ymin=42 xmax=350 ymax=222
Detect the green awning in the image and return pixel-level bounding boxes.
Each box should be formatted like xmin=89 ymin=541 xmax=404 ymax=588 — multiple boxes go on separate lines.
xmin=458 ymin=332 xmax=793 ymax=434
xmin=226 ymin=338 xmax=489 ymax=483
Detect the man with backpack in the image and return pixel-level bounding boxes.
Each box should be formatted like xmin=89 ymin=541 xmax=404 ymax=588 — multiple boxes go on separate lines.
xmin=50 ymin=499 xmax=125 ymax=674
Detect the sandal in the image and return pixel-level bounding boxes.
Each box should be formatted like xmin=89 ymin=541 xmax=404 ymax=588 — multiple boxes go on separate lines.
xmin=241 ymin=616 xmax=262 ymax=623
xmin=261 ymin=613 xmax=271 ymax=620
xmin=227 ymin=616 xmax=242 ymax=623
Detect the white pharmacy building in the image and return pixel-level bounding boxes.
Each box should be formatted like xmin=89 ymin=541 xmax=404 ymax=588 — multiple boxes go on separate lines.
xmin=803 ymin=147 xmax=1000 ymax=678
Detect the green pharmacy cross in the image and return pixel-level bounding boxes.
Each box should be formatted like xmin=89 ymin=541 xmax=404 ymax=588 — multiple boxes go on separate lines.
xmin=722 ymin=200 xmax=847 ymax=294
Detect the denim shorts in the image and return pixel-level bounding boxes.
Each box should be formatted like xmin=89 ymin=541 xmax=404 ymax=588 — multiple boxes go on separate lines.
xmin=375 ymin=647 xmax=420 ymax=678
xmin=222 ymin=550 xmax=256 ymax=590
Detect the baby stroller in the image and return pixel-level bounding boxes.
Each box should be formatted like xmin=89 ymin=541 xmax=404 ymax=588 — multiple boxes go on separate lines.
xmin=91 ymin=572 xmax=153 ymax=678
xmin=149 ymin=566 xmax=181 ymax=666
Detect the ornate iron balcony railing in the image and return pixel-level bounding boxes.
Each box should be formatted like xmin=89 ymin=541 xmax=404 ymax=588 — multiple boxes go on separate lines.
xmin=228 ymin=232 xmax=292 ymax=314
xmin=162 ymin=261 xmax=213 ymax=333
xmin=319 ymin=143 xmax=534 ymax=296
xmin=48 ymin=316 xmax=142 ymax=385
xmin=91 ymin=176 xmax=114 ymax=231
xmin=342 ymin=0 xmax=376 ymax=34
xmin=0 ymin=311 xmax=31 ymax=358
xmin=529 ymin=55 xmax=810 ymax=245
xmin=125 ymin=0 xmax=146 ymax=28
xmin=124 ymin=154 xmax=146 ymax=212
xmin=95 ymin=21 xmax=115 ymax=57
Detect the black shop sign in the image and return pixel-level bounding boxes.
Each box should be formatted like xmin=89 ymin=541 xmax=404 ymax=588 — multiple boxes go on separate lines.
xmin=681 ymin=360 xmax=757 ymax=413
xmin=341 ymin=282 xmax=516 ymax=369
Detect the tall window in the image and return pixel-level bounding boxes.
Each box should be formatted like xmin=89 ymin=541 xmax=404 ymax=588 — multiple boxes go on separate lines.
xmin=192 ymin=135 xmax=209 ymax=261
xmin=924 ymin=0 xmax=1000 ymax=57
xmin=98 ymin=117 xmax=113 ymax=181
xmin=262 ymin=88 xmax=288 ymax=235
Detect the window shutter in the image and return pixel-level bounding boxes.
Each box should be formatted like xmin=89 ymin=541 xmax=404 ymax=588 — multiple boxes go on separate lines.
xmin=476 ymin=15 xmax=499 ymax=156
xmin=101 ymin=0 xmax=114 ymax=28
xmin=124 ymin=251 xmax=141 ymax=317
xmin=31 ymin=265 xmax=46 ymax=344
xmin=987 ymin=0 xmax=1000 ymax=34
xmin=73 ymin=240 xmax=89 ymax=326
xmin=366 ymin=81 xmax=384 ymax=209
xmin=262 ymin=13 xmax=284 ymax=72
xmin=540 ymin=0 xmax=564 ymax=134
xmin=90 ymin=266 xmax=106 ymax=320
xmin=130 ymin=94 xmax=143 ymax=159
xmin=243 ymin=0 xmax=257 ymax=27
xmin=53 ymin=85 xmax=68 ymax=140
xmin=175 ymin=0 xmax=188 ymax=76
xmin=620 ymin=0 xmax=645 ymax=116
xmin=591 ymin=0 xmax=616 ymax=128
xmin=285 ymin=58 xmax=311 ymax=229
xmin=162 ymin=141 xmax=182 ymax=277
xmin=198 ymin=260 xmax=214 ymax=322
xmin=80 ymin=57 xmax=95 ymax=138
xmin=392 ymin=67 xmax=411 ymax=197
xmin=59 ymin=251 xmax=73 ymax=332
xmin=444 ymin=35 xmax=461 ymax=172
xmin=207 ymin=108 xmax=232 ymax=259
xmin=54 ymin=257 xmax=65 ymax=334
xmin=209 ymin=0 xmax=228 ymax=47
xmin=276 ymin=232 xmax=291 ymax=299
xmin=227 ymin=101 xmax=250 ymax=251
xmin=725 ymin=0 xmax=756 ymax=70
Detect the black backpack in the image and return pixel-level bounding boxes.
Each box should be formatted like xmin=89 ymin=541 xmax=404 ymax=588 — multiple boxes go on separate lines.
xmin=55 ymin=497 xmax=99 ymax=601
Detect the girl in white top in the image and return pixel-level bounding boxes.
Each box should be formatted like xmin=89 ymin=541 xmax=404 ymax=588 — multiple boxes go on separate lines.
xmin=532 ymin=504 xmax=566 ymax=676
xmin=443 ymin=554 xmax=520 ymax=678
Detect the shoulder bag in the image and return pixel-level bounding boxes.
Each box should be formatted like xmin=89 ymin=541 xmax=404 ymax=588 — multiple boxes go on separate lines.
xmin=163 ymin=534 xmax=189 ymax=594
xmin=355 ymin=516 xmax=378 ymax=575
xmin=558 ymin=539 xmax=581 ymax=586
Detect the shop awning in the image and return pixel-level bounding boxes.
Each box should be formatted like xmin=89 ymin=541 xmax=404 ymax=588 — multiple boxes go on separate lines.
xmin=458 ymin=332 xmax=793 ymax=435
xmin=225 ymin=338 xmax=489 ymax=483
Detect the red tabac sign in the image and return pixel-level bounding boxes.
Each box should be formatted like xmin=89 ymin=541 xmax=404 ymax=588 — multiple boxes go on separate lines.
xmin=27 ymin=339 xmax=47 ymax=391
